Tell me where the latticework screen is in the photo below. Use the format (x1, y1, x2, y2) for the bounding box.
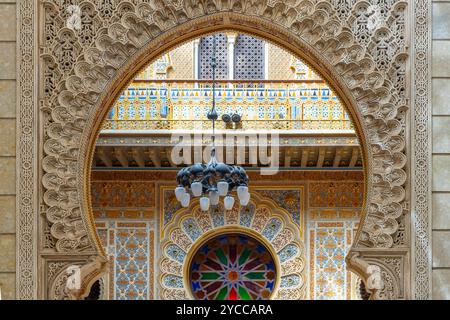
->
(235, 35, 265, 80)
(199, 33, 228, 79)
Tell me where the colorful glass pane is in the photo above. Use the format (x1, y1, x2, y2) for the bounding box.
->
(189, 233, 277, 300)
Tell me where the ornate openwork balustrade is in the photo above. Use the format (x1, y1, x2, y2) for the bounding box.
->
(103, 80, 353, 131)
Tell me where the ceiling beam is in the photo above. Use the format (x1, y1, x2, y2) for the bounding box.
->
(317, 147, 326, 168)
(97, 147, 113, 167)
(166, 147, 176, 167)
(132, 147, 146, 167)
(114, 147, 129, 167)
(349, 147, 359, 167)
(149, 148, 161, 167)
(333, 149, 343, 167)
(284, 148, 292, 168)
(301, 149, 309, 168)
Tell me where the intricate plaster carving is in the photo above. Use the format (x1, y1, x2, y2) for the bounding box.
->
(411, 0, 432, 300)
(13, 0, 431, 299)
(17, 0, 38, 300)
(66, 256, 109, 300)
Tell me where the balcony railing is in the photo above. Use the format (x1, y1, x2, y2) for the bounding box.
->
(103, 80, 353, 131)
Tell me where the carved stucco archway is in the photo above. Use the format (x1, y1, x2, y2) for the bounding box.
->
(24, 0, 422, 300)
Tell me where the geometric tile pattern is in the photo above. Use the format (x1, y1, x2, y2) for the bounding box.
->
(96, 222, 154, 300)
(308, 221, 359, 300)
(115, 228, 150, 300)
(106, 81, 349, 132)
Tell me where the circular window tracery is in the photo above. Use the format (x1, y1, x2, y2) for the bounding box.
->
(189, 233, 277, 300)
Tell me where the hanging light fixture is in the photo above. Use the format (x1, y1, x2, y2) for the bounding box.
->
(174, 34, 250, 211)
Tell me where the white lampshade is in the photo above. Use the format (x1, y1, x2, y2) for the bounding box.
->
(200, 197, 210, 211)
(175, 186, 186, 202)
(181, 193, 190, 208)
(224, 196, 235, 210)
(217, 181, 229, 196)
(237, 186, 249, 200)
(191, 182, 203, 197)
(209, 190, 220, 206)
(239, 192, 250, 206)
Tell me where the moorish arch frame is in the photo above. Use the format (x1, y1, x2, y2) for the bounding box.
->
(16, 0, 432, 300)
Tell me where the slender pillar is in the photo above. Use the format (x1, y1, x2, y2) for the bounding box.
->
(226, 33, 238, 80)
(193, 39, 200, 80)
(264, 41, 269, 80)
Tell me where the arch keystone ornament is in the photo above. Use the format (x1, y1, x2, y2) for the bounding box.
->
(15, 0, 432, 299)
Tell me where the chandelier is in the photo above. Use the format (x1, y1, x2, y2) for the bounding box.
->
(174, 34, 250, 211)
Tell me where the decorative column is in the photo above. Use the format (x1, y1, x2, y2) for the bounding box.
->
(193, 38, 200, 80)
(226, 32, 238, 80)
(264, 41, 269, 80)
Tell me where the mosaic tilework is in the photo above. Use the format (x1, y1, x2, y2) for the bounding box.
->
(309, 221, 358, 300)
(96, 222, 154, 300)
(103, 79, 352, 132)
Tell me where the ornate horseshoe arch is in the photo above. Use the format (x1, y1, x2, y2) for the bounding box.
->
(16, 0, 429, 299)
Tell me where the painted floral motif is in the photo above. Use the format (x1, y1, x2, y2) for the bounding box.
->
(280, 275, 302, 288)
(91, 181, 155, 208)
(272, 229, 294, 252)
(309, 182, 364, 208)
(239, 203, 255, 227)
(163, 275, 184, 288)
(163, 190, 183, 226)
(170, 228, 192, 251)
(256, 190, 301, 226)
(262, 218, 283, 241)
(278, 244, 299, 263)
(181, 218, 202, 242)
(210, 205, 225, 227)
(194, 208, 213, 232)
(166, 244, 186, 264)
(251, 207, 271, 232)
